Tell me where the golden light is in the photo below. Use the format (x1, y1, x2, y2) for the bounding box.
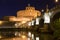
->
(21, 21, 27, 24)
(13, 38, 15, 40)
(55, 0, 58, 2)
(21, 35, 26, 38)
(0, 21, 3, 25)
(0, 35, 2, 38)
(17, 5, 41, 20)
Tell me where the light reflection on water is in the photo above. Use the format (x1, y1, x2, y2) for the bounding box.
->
(0, 31, 40, 40)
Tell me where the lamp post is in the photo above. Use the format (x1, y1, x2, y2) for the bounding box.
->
(55, 0, 58, 3)
(55, 0, 59, 7)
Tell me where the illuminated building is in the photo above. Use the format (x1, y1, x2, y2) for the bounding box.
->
(0, 4, 60, 40)
(9, 4, 41, 22)
(8, 4, 41, 28)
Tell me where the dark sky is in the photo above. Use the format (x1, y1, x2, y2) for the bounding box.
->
(0, 0, 59, 19)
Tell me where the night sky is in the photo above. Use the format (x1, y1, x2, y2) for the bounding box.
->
(0, 0, 60, 19)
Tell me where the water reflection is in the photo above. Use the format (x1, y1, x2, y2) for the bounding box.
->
(0, 30, 40, 40)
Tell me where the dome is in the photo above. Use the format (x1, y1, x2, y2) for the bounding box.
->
(17, 5, 41, 19)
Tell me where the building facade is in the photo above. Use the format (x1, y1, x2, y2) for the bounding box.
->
(0, 5, 60, 40)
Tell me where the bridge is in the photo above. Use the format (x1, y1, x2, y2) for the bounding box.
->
(0, 5, 60, 40)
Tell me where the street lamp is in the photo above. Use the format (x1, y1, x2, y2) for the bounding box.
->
(41, 9, 44, 12)
(55, 0, 58, 2)
(55, 0, 59, 7)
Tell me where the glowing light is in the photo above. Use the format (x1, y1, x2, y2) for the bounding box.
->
(32, 34, 34, 40)
(22, 21, 27, 24)
(41, 9, 44, 12)
(0, 21, 3, 25)
(31, 20, 35, 26)
(15, 32, 21, 37)
(36, 18, 40, 25)
(15, 32, 17, 36)
(55, 0, 58, 2)
(28, 32, 31, 37)
(15, 23, 20, 28)
(44, 13, 50, 23)
(21, 35, 26, 38)
(28, 38, 30, 40)
(28, 22, 31, 26)
(36, 37, 39, 40)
